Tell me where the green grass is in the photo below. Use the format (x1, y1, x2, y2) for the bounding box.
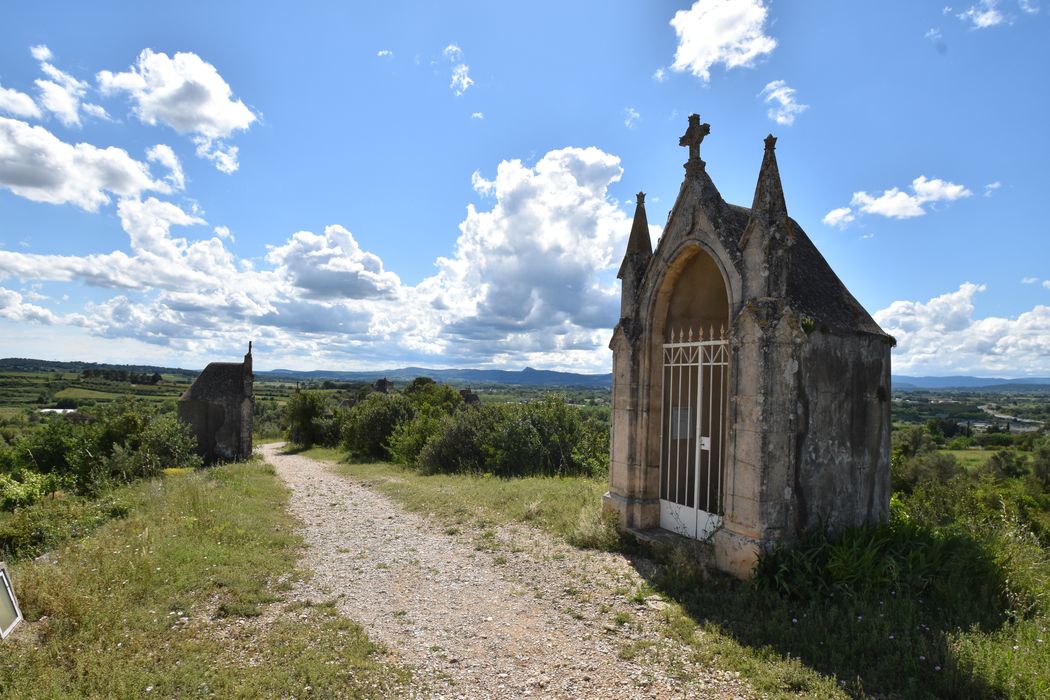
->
(940, 449, 995, 471)
(299, 446, 620, 549)
(52, 387, 125, 400)
(0, 460, 408, 698)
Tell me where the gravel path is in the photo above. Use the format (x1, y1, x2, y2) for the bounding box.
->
(261, 443, 754, 699)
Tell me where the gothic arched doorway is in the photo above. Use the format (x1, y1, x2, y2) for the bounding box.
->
(652, 247, 730, 539)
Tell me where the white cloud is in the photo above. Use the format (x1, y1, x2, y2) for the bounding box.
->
(1021, 276, 1038, 284)
(471, 111, 484, 120)
(376, 49, 393, 57)
(822, 207, 856, 229)
(450, 64, 473, 96)
(669, 0, 777, 82)
(759, 80, 808, 125)
(958, 0, 1005, 27)
(875, 283, 1050, 374)
(825, 175, 972, 227)
(0, 116, 170, 210)
(653, 68, 668, 83)
(98, 49, 256, 172)
(82, 103, 110, 120)
(925, 27, 943, 40)
(32, 46, 90, 127)
(0, 82, 41, 119)
(1044, 280, 1050, 290)
(442, 44, 474, 96)
(30, 45, 52, 62)
(0, 287, 60, 324)
(984, 180, 1002, 196)
(0, 140, 652, 371)
(266, 225, 402, 301)
(146, 144, 185, 191)
(408, 146, 638, 368)
(623, 107, 640, 129)
(1019, 0, 1039, 14)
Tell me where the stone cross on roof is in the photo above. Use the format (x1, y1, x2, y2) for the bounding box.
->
(679, 113, 711, 163)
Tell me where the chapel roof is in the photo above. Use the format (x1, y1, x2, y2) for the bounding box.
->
(180, 361, 248, 402)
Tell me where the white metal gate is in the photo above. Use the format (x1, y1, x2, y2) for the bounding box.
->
(659, 326, 729, 539)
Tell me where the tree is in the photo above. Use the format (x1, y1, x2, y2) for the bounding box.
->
(341, 392, 413, 458)
(285, 390, 329, 447)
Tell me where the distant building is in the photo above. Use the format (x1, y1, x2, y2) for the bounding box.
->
(459, 388, 480, 405)
(178, 343, 254, 463)
(607, 115, 893, 578)
(372, 378, 394, 393)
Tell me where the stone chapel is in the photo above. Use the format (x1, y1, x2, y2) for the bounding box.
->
(178, 343, 254, 463)
(606, 114, 894, 578)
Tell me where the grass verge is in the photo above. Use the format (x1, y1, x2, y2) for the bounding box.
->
(300, 446, 620, 550)
(0, 459, 408, 698)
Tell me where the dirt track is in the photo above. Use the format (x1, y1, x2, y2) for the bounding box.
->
(260, 443, 752, 699)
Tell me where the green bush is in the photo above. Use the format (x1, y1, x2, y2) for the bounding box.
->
(892, 450, 965, 494)
(413, 395, 608, 478)
(284, 390, 331, 447)
(341, 392, 414, 459)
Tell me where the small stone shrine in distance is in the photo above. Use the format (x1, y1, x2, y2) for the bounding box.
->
(606, 114, 894, 578)
(178, 342, 254, 463)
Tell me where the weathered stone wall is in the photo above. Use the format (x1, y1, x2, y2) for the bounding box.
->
(789, 330, 891, 534)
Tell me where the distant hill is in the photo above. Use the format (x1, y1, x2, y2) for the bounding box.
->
(893, 375, 1050, 390)
(0, 357, 196, 377)
(0, 357, 611, 388)
(258, 366, 613, 388)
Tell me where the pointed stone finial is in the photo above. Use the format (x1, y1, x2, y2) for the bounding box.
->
(720, 322, 725, 338)
(687, 327, 693, 342)
(749, 132, 788, 221)
(248, 340, 252, 355)
(618, 187, 653, 283)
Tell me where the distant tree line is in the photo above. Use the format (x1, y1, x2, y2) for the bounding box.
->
(81, 369, 163, 384)
(284, 376, 610, 479)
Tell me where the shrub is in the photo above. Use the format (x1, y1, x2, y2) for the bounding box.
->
(892, 451, 964, 494)
(342, 393, 414, 459)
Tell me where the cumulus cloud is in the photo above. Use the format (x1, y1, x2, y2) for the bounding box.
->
(4, 141, 648, 371)
(266, 225, 402, 301)
(471, 111, 484, 120)
(0, 82, 41, 119)
(623, 107, 640, 129)
(1019, 0, 1039, 14)
(822, 207, 856, 229)
(875, 283, 1050, 374)
(408, 146, 638, 368)
(823, 175, 971, 227)
(984, 180, 1002, 196)
(0, 287, 60, 324)
(669, 0, 777, 82)
(653, 68, 668, 83)
(376, 49, 393, 57)
(1021, 276, 1039, 284)
(0, 116, 170, 210)
(98, 49, 256, 172)
(759, 80, 808, 125)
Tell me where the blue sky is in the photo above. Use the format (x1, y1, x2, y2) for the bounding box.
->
(1, 0, 1048, 374)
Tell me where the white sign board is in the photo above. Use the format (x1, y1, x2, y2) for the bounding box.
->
(0, 563, 22, 640)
